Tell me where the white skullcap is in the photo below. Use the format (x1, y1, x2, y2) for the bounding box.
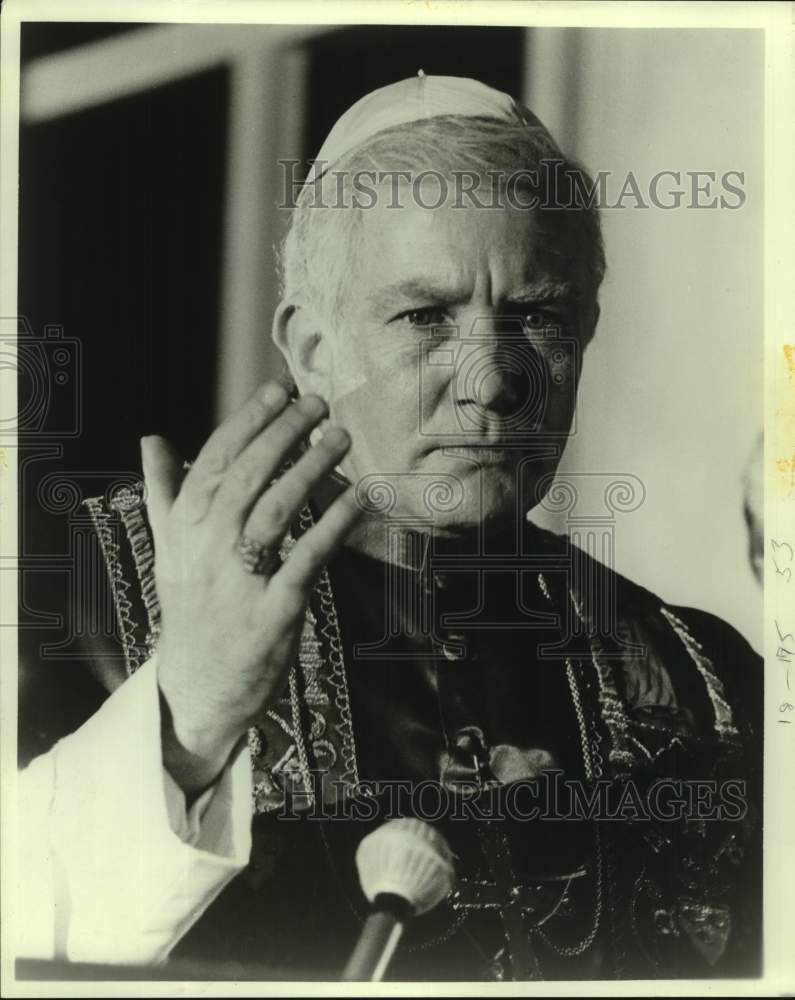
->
(305, 72, 552, 184)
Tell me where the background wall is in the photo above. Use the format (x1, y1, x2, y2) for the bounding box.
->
(17, 23, 762, 763)
(524, 28, 763, 649)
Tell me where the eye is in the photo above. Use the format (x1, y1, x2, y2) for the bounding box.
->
(395, 307, 448, 328)
(524, 310, 549, 330)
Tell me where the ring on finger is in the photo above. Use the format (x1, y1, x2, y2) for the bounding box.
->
(238, 534, 282, 576)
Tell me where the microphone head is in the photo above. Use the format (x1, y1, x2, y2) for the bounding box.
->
(355, 818, 456, 917)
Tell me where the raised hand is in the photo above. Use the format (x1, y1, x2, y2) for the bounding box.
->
(141, 381, 361, 795)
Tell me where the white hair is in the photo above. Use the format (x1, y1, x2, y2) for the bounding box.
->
(278, 113, 606, 324)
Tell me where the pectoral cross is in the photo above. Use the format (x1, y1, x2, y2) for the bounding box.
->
(449, 822, 586, 980)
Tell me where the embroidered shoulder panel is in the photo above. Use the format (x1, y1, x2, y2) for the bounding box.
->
(82, 484, 359, 815)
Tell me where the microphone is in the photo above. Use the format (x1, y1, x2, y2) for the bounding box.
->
(341, 818, 456, 982)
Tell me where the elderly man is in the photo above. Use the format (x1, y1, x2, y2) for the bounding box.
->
(18, 76, 761, 982)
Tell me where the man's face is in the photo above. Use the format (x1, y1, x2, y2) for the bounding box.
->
(321, 181, 597, 534)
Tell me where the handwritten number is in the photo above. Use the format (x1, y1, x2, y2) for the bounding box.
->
(768, 555, 794, 728)
(771, 539, 794, 582)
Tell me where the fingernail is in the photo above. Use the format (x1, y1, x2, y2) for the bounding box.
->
(299, 394, 328, 418)
(323, 426, 350, 449)
(261, 382, 287, 406)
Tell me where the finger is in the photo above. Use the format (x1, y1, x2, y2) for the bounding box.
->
(210, 393, 329, 531)
(141, 435, 182, 540)
(267, 487, 363, 611)
(243, 426, 351, 548)
(180, 381, 289, 513)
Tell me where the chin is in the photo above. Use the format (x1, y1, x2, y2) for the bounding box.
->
(413, 486, 521, 535)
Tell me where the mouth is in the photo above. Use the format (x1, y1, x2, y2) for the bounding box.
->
(429, 444, 519, 465)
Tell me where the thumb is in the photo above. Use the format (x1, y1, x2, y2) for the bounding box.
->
(141, 435, 182, 540)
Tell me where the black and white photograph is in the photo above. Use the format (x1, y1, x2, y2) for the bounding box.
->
(1, 0, 792, 992)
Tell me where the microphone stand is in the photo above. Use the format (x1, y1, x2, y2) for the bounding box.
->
(341, 893, 413, 981)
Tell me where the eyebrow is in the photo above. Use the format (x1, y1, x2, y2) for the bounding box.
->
(366, 280, 464, 310)
(504, 280, 576, 303)
(367, 278, 576, 310)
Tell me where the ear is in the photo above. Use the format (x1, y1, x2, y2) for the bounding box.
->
(580, 300, 600, 347)
(272, 298, 333, 398)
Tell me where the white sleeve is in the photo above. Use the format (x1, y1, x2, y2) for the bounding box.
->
(16, 656, 254, 967)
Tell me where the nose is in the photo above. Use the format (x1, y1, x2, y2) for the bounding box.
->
(474, 358, 527, 416)
(455, 326, 532, 420)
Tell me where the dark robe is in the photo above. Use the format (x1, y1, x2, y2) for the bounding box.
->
(25, 491, 763, 981)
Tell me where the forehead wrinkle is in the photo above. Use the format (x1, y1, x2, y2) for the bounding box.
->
(355, 203, 586, 315)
